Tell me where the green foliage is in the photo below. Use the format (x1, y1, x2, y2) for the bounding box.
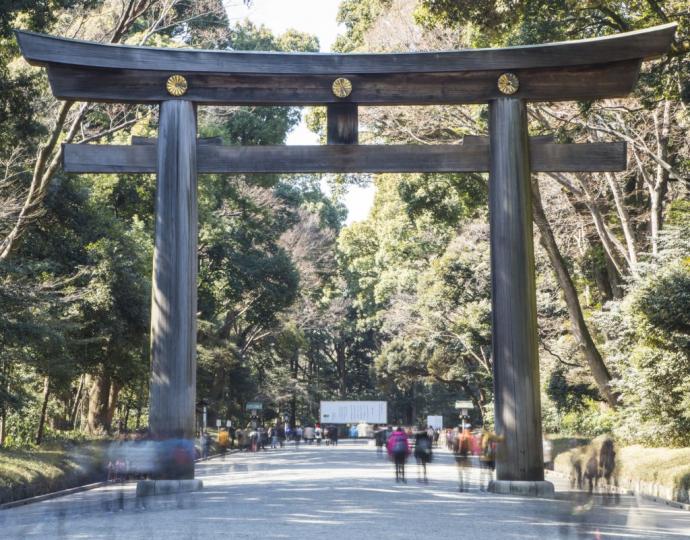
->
(559, 398, 616, 437)
(595, 227, 690, 445)
(547, 366, 600, 413)
(333, 0, 392, 52)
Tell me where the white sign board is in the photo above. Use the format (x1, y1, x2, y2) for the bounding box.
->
(455, 400, 474, 410)
(427, 415, 443, 429)
(320, 401, 387, 424)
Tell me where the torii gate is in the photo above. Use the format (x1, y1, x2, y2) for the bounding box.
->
(17, 23, 675, 496)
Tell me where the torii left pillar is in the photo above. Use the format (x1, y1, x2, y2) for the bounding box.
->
(147, 100, 199, 484)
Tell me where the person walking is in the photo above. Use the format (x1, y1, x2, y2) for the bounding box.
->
(414, 429, 433, 483)
(303, 425, 314, 445)
(479, 429, 504, 491)
(314, 424, 323, 445)
(455, 427, 472, 492)
(201, 431, 211, 459)
(386, 426, 410, 483)
(374, 426, 386, 456)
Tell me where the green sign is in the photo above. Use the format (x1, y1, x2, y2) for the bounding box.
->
(246, 402, 263, 411)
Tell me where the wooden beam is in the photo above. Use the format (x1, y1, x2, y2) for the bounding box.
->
(132, 135, 222, 145)
(17, 24, 675, 75)
(148, 100, 198, 479)
(327, 103, 358, 144)
(488, 97, 544, 483)
(63, 141, 626, 174)
(44, 60, 642, 105)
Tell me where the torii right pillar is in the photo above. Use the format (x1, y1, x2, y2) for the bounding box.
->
(488, 97, 554, 497)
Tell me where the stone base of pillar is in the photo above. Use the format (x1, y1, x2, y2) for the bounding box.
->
(136, 479, 203, 498)
(488, 479, 555, 498)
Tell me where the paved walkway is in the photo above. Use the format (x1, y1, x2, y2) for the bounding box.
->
(2, 440, 690, 539)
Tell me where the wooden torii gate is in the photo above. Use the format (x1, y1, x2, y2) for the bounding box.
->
(17, 23, 675, 495)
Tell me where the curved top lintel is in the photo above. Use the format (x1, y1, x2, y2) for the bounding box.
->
(15, 23, 676, 75)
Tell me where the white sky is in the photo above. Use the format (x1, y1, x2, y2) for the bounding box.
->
(224, 0, 375, 225)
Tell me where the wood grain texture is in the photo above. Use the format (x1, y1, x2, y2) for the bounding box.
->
(327, 103, 358, 144)
(16, 24, 675, 74)
(44, 60, 641, 105)
(132, 135, 222, 145)
(148, 100, 197, 480)
(488, 98, 545, 482)
(63, 141, 626, 174)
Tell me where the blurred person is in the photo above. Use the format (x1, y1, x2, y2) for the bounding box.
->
(258, 426, 269, 451)
(456, 427, 472, 492)
(236, 428, 245, 451)
(479, 429, 504, 491)
(229, 424, 236, 449)
(295, 425, 303, 448)
(433, 428, 440, 447)
(374, 426, 387, 456)
(329, 425, 339, 446)
(414, 428, 433, 483)
(315, 423, 323, 445)
(201, 431, 211, 459)
(304, 425, 315, 444)
(278, 424, 286, 448)
(569, 452, 583, 490)
(584, 449, 600, 494)
(269, 426, 278, 449)
(387, 426, 411, 483)
(599, 438, 619, 503)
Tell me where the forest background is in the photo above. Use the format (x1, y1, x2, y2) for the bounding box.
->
(0, 0, 688, 452)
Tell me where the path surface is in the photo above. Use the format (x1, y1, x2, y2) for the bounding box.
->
(2, 440, 689, 539)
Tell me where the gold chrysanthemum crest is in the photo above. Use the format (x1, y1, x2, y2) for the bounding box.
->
(166, 74, 188, 97)
(497, 73, 519, 95)
(331, 77, 353, 98)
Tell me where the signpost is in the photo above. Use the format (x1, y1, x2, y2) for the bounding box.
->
(455, 400, 474, 430)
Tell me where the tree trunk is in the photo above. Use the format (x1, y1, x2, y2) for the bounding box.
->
(335, 342, 347, 398)
(650, 100, 671, 255)
(87, 373, 111, 434)
(0, 359, 8, 446)
(106, 380, 120, 433)
(69, 374, 85, 429)
(603, 172, 638, 271)
(36, 375, 51, 445)
(532, 178, 619, 407)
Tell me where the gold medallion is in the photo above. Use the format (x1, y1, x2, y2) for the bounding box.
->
(331, 77, 353, 98)
(166, 74, 188, 96)
(497, 73, 519, 95)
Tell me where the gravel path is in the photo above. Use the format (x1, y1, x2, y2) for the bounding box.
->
(2, 440, 689, 539)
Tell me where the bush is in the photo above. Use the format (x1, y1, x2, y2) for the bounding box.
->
(559, 398, 615, 437)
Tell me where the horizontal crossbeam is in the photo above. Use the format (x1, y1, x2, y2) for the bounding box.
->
(45, 62, 641, 105)
(63, 141, 626, 174)
(15, 25, 676, 104)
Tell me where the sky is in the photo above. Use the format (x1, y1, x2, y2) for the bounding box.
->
(224, 0, 376, 224)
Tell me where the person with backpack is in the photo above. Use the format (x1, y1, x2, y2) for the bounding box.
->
(479, 429, 504, 491)
(455, 427, 472, 491)
(414, 428, 433, 483)
(386, 426, 410, 483)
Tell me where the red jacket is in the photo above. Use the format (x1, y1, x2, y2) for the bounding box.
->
(386, 430, 410, 457)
